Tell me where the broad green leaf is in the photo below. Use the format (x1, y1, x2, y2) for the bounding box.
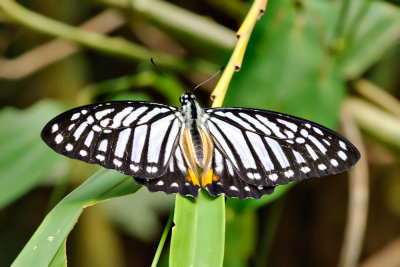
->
(12, 169, 140, 267)
(225, 0, 345, 128)
(0, 100, 65, 208)
(336, 0, 400, 78)
(49, 241, 67, 267)
(170, 190, 225, 267)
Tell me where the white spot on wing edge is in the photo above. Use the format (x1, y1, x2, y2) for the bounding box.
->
(113, 159, 122, 167)
(96, 154, 105, 161)
(71, 113, 80, 120)
(51, 124, 58, 133)
(268, 173, 278, 181)
(55, 134, 63, 144)
(331, 159, 338, 166)
(65, 143, 73, 151)
(318, 164, 327, 170)
(338, 151, 347, 160)
(284, 170, 294, 178)
(339, 140, 347, 150)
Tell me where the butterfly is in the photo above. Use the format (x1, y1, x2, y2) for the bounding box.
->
(41, 93, 360, 199)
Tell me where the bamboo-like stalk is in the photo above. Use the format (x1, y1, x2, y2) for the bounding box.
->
(211, 0, 267, 108)
(338, 107, 369, 267)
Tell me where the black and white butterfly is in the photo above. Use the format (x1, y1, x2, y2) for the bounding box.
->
(41, 93, 360, 199)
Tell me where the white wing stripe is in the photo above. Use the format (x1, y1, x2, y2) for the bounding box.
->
(99, 139, 108, 152)
(95, 108, 114, 120)
(277, 119, 298, 132)
(122, 106, 148, 126)
(256, 115, 286, 138)
(147, 115, 174, 163)
(109, 107, 134, 128)
(214, 150, 224, 172)
(175, 148, 186, 172)
(265, 137, 290, 168)
(239, 112, 272, 135)
(84, 130, 94, 147)
(246, 131, 274, 171)
(308, 135, 327, 154)
(223, 112, 255, 131)
(138, 108, 162, 124)
(115, 128, 131, 158)
(164, 119, 180, 165)
(73, 122, 88, 140)
(293, 150, 305, 164)
(207, 121, 238, 168)
(131, 125, 147, 163)
(306, 144, 318, 160)
(211, 118, 256, 169)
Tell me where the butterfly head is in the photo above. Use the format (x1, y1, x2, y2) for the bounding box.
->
(179, 93, 196, 104)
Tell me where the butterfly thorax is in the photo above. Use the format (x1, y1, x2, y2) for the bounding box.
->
(180, 93, 206, 168)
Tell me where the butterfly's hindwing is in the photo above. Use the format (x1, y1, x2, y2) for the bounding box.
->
(41, 101, 181, 179)
(134, 144, 201, 197)
(204, 108, 360, 187)
(204, 145, 274, 199)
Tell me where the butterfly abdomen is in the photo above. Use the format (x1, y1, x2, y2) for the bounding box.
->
(190, 127, 204, 165)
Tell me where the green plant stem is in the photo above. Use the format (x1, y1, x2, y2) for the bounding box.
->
(151, 211, 174, 267)
(344, 97, 400, 152)
(255, 199, 284, 267)
(0, 0, 215, 74)
(97, 0, 236, 50)
(331, 0, 351, 54)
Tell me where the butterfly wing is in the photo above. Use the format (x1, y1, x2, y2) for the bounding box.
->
(41, 101, 181, 179)
(203, 145, 274, 199)
(204, 107, 360, 187)
(134, 144, 201, 197)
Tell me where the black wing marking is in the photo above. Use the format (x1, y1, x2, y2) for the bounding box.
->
(41, 101, 181, 179)
(204, 107, 360, 187)
(204, 145, 274, 200)
(134, 144, 201, 197)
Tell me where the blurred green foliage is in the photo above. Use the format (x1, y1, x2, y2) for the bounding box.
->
(0, 0, 400, 266)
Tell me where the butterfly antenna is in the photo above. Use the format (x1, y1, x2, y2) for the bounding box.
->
(151, 58, 190, 93)
(151, 58, 169, 76)
(192, 66, 225, 92)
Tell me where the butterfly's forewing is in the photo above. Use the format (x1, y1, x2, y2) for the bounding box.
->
(204, 108, 360, 187)
(41, 101, 181, 179)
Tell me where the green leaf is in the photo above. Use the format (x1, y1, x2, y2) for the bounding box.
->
(170, 190, 225, 267)
(225, 0, 345, 128)
(336, 0, 400, 78)
(12, 169, 140, 267)
(0, 100, 66, 208)
(49, 241, 67, 267)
